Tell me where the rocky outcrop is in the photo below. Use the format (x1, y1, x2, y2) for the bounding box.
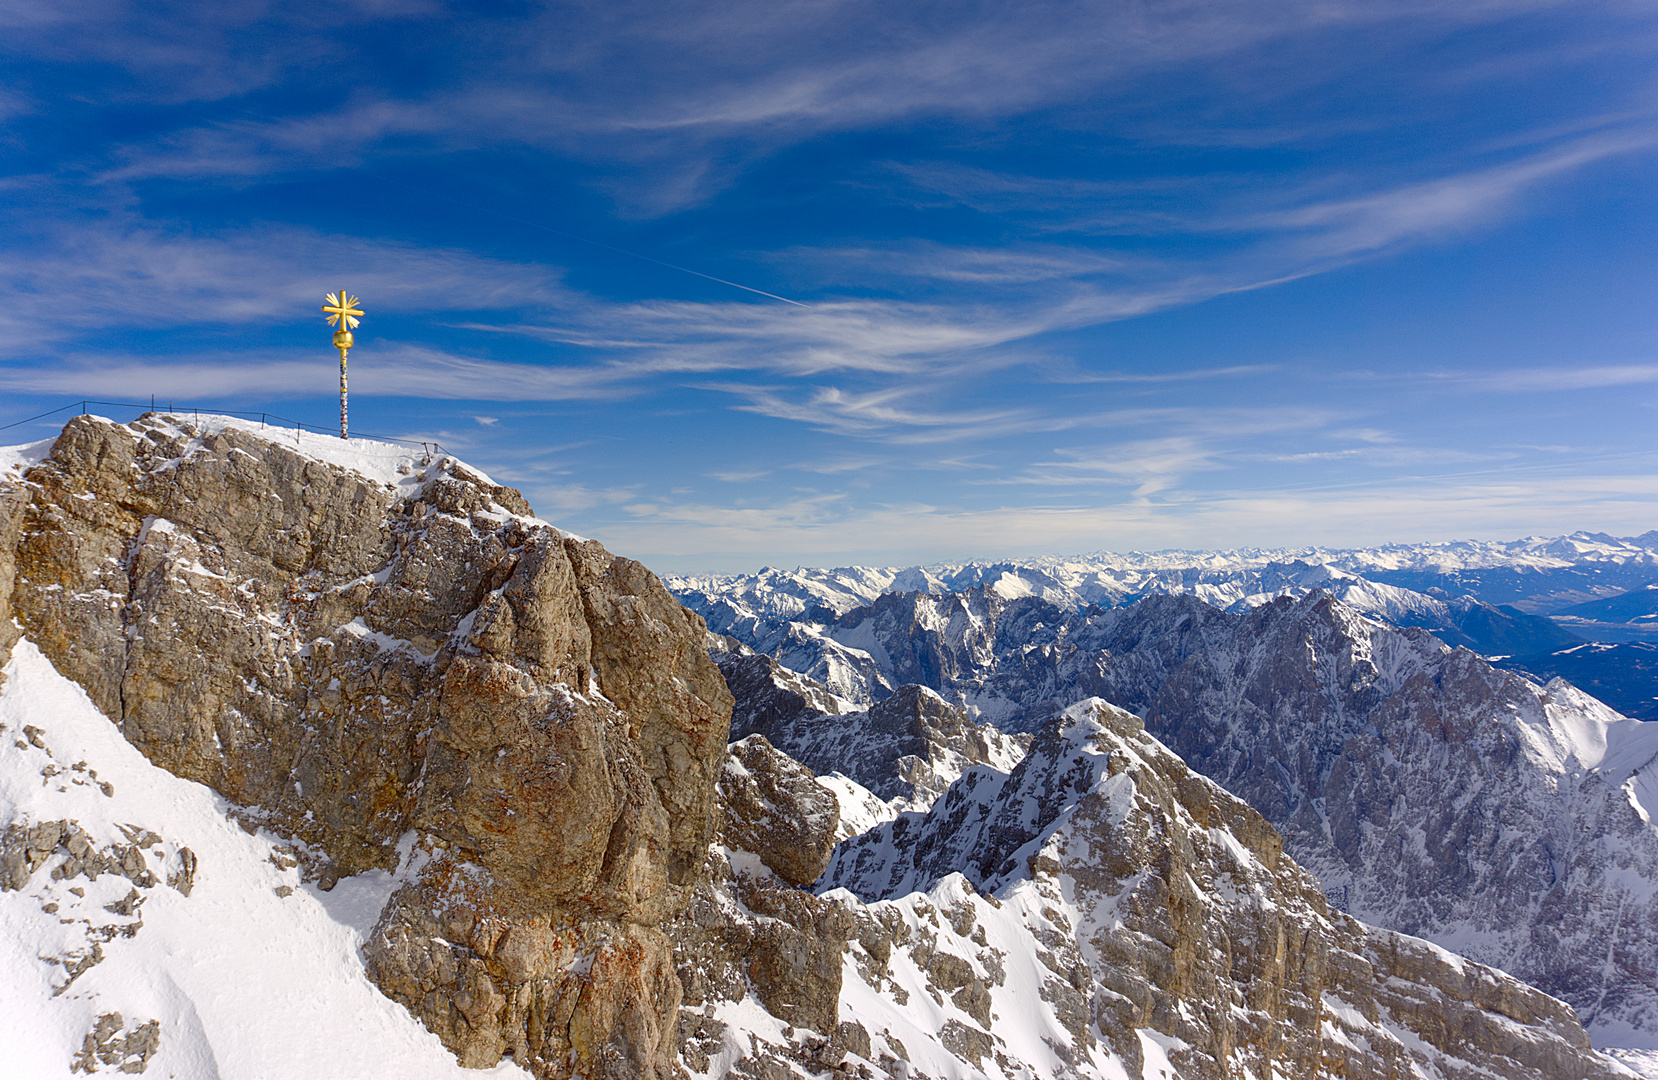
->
(671, 735, 860, 1076)
(0, 414, 733, 1080)
(716, 650, 848, 738)
(719, 652, 1028, 812)
(824, 699, 1628, 1080)
(721, 735, 840, 887)
(0, 476, 26, 685)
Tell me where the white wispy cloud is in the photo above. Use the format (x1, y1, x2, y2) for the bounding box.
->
(50, 0, 1615, 209)
(0, 355, 334, 401)
(0, 218, 572, 352)
(2, 120, 1644, 448)
(966, 408, 1346, 494)
(0, 345, 645, 403)
(483, 296, 1052, 379)
(775, 242, 1130, 285)
(1013, 438, 1226, 497)
(790, 457, 886, 475)
(708, 383, 1047, 443)
(525, 482, 641, 514)
(1468, 362, 1658, 391)
(1238, 128, 1658, 262)
(2, 26, 1652, 458)
(590, 469, 1658, 572)
(1045, 364, 1276, 385)
(893, 126, 1658, 264)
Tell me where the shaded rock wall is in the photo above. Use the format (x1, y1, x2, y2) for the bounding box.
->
(720, 651, 1026, 811)
(1117, 593, 1658, 1036)
(0, 414, 732, 1080)
(717, 648, 847, 736)
(670, 735, 859, 1077)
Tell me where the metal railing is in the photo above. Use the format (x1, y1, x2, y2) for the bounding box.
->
(0, 399, 450, 456)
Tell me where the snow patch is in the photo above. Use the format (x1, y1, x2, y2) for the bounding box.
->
(0, 638, 531, 1080)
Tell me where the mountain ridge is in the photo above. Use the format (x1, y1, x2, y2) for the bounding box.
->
(686, 566, 1658, 1045)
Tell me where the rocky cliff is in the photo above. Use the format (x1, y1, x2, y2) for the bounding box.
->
(719, 649, 1026, 813)
(678, 699, 1631, 1080)
(821, 698, 1629, 1080)
(0, 413, 732, 1079)
(696, 572, 1658, 1043)
(995, 592, 1658, 1040)
(1121, 593, 1658, 1041)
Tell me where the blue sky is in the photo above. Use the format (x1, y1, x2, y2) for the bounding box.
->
(3, 0, 1657, 573)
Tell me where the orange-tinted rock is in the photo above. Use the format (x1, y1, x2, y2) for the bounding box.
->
(0, 414, 732, 1080)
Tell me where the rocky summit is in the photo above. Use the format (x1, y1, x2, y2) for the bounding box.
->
(1, 413, 730, 1079)
(0, 413, 1642, 1080)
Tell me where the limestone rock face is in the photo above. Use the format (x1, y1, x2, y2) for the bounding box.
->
(823, 699, 1625, 1080)
(721, 735, 840, 887)
(0, 479, 27, 680)
(720, 655, 1027, 812)
(0, 414, 732, 1080)
(670, 735, 856, 1074)
(717, 649, 847, 737)
(1089, 593, 1658, 1038)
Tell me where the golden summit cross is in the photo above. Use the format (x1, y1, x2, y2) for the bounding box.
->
(322, 291, 363, 439)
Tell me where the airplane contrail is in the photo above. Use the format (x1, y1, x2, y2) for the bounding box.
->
(371, 173, 810, 307)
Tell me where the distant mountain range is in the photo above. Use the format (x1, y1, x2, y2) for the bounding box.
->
(693, 576, 1658, 1044)
(669, 530, 1658, 627)
(668, 530, 1658, 717)
(672, 531, 1658, 1044)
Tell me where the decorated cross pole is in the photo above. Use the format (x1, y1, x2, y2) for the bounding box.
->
(321, 290, 364, 439)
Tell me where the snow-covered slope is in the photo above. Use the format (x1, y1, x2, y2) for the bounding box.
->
(0, 639, 531, 1080)
(1109, 593, 1658, 1046)
(816, 698, 1632, 1080)
(704, 577, 1658, 1048)
(666, 533, 1658, 661)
